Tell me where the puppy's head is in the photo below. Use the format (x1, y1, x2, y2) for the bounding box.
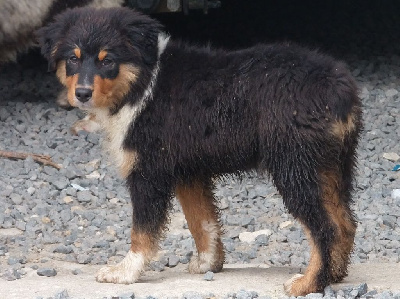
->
(37, 7, 162, 110)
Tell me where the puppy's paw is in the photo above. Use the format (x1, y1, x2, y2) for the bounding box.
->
(284, 273, 304, 295)
(284, 273, 320, 296)
(96, 251, 145, 284)
(188, 252, 223, 274)
(71, 113, 101, 135)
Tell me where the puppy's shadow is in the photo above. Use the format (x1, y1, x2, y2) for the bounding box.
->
(138, 265, 302, 284)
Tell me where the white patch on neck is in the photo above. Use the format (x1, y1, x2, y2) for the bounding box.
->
(158, 32, 170, 57)
(94, 32, 170, 175)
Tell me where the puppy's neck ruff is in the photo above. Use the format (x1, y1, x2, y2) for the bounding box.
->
(94, 32, 170, 175)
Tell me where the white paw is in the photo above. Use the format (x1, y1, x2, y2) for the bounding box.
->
(96, 251, 145, 284)
(71, 114, 101, 135)
(188, 252, 222, 274)
(284, 273, 304, 295)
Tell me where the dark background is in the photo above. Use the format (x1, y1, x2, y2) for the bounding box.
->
(13, 0, 400, 67)
(155, 0, 400, 58)
(5, 0, 400, 104)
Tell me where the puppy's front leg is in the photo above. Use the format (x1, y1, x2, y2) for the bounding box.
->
(96, 170, 171, 284)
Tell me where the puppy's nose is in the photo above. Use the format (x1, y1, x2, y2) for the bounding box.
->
(75, 88, 92, 103)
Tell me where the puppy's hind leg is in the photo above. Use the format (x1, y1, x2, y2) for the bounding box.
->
(176, 179, 224, 274)
(96, 171, 171, 284)
(268, 149, 337, 296)
(319, 169, 356, 283)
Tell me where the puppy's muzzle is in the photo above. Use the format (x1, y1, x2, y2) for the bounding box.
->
(75, 87, 92, 103)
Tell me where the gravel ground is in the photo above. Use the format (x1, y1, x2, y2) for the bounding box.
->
(1, 2, 400, 298)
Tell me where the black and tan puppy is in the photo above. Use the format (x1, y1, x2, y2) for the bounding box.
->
(37, 7, 362, 296)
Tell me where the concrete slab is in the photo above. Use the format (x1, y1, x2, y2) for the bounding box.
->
(0, 261, 399, 298)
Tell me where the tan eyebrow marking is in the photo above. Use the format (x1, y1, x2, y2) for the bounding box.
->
(74, 48, 81, 59)
(98, 50, 108, 61)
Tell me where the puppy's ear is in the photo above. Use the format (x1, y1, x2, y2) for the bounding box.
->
(36, 22, 63, 71)
(123, 10, 164, 66)
(36, 9, 79, 71)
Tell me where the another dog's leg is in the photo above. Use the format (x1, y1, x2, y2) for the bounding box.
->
(176, 180, 224, 273)
(96, 171, 171, 284)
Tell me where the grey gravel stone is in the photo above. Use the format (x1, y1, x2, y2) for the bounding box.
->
(53, 245, 74, 254)
(7, 257, 21, 265)
(76, 190, 94, 203)
(254, 234, 269, 246)
(305, 293, 323, 299)
(37, 268, 57, 277)
(54, 289, 70, 299)
(235, 289, 258, 299)
(167, 255, 180, 267)
(72, 268, 83, 275)
(52, 178, 70, 190)
(10, 193, 23, 205)
(203, 271, 214, 281)
(117, 292, 135, 299)
(182, 291, 203, 299)
(149, 261, 164, 272)
(2, 268, 21, 280)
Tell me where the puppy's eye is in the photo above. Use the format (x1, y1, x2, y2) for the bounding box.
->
(101, 58, 113, 67)
(68, 56, 79, 64)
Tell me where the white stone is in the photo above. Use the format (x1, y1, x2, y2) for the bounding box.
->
(279, 220, 293, 229)
(86, 170, 101, 179)
(383, 152, 400, 162)
(27, 187, 36, 195)
(239, 229, 272, 243)
(391, 189, 400, 200)
(109, 198, 120, 204)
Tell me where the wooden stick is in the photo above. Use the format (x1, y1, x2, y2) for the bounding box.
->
(0, 150, 62, 170)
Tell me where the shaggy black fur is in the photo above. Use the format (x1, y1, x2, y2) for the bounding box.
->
(38, 7, 362, 295)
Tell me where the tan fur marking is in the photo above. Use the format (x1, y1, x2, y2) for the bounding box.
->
(331, 113, 356, 140)
(120, 150, 138, 178)
(74, 47, 81, 59)
(175, 182, 224, 273)
(176, 182, 218, 252)
(65, 74, 79, 107)
(285, 225, 321, 296)
(320, 171, 356, 282)
(56, 60, 67, 85)
(130, 230, 156, 258)
(98, 49, 108, 61)
(92, 64, 139, 108)
(51, 42, 60, 60)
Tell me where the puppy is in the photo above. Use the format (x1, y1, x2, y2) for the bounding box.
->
(37, 7, 362, 296)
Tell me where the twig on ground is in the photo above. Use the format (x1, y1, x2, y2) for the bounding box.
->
(0, 150, 62, 170)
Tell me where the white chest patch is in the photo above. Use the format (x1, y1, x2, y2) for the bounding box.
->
(95, 105, 141, 177)
(93, 32, 170, 177)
